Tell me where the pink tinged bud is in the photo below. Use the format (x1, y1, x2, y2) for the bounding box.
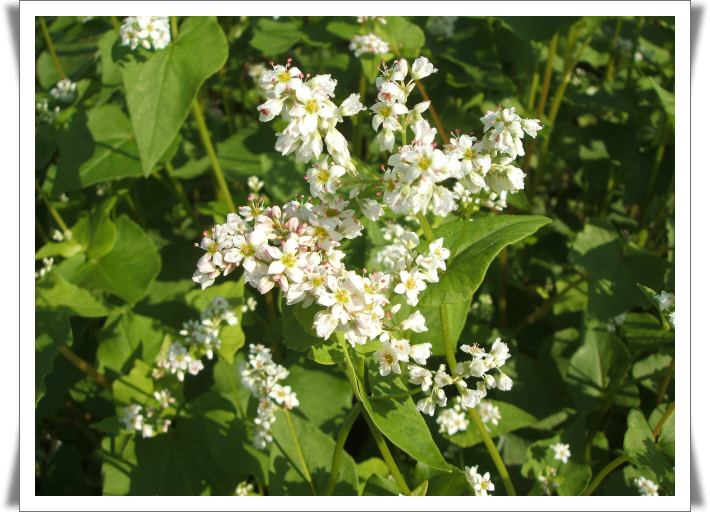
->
(297, 223, 308, 235)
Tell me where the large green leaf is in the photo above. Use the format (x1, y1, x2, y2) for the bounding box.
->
(378, 17, 425, 58)
(71, 197, 117, 260)
(97, 30, 122, 105)
(269, 410, 358, 495)
(56, 215, 161, 306)
(362, 474, 401, 496)
(54, 105, 144, 194)
(96, 309, 165, 374)
(570, 220, 670, 321)
(621, 312, 674, 352)
(122, 16, 228, 176)
(623, 409, 675, 494)
(281, 300, 324, 352)
(35, 309, 72, 406)
(101, 413, 248, 495)
(447, 400, 537, 448)
(249, 18, 304, 55)
(417, 215, 551, 307)
(361, 360, 450, 472)
(35, 271, 110, 317)
(281, 364, 352, 437)
(411, 462, 473, 496)
(567, 330, 637, 414)
(658, 409, 675, 458)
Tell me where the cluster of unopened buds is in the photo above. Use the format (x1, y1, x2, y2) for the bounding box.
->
(154, 296, 238, 381)
(412, 338, 513, 417)
(119, 16, 171, 50)
(36, 98, 60, 124)
(239, 344, 299, 449)
(118, 403, 172, 439)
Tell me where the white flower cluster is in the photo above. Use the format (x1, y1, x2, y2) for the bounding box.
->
(239, 344, 299, 449)
(654, 290, 675, 328)
(355, 16, 387, 25)
(155, 296, 238, 381)
(36, 98, 60, 124)
(634, 476, 659, 496)
(436, 396, 469, 436)
(453, 183, 508, 212)
(235, 481, 254, 496)
(413, 338, 513, 417)
(427, 16, 459, 39)
(52, 229, 72, 242)
(35, 257, 54, 280)
(256, 60, 365, 171)
(349, 33, 390, 57)
(465, 465, 495, 496)
(191, 195, 449, 349)
(118, 403, 171, 438)
(49, 78, 77, 103)
(119, 16, 171, 51)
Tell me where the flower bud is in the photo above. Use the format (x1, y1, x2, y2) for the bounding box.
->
(411, 56, 438, 80)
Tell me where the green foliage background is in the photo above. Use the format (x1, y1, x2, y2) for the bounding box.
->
(35, 15, 675, 496)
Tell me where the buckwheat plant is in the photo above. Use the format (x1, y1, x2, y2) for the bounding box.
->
(190, 55, 543, 496)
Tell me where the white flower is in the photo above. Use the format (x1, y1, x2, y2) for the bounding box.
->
(375, 340, 403, 376)
(408, 365, 433, 392)
(485, 164, 526, 194)
(409, 343, 432, 365)
(400, 311, 428, 333)
(359, 198, 384, 221)
(306, 157, 345, 198)
(436, 407, 469, 436)
(410, 56, 438, 80)
(289, 87, 334, 135)
(496, 372, 513, 391)
(120, 16, 171, 51)
(478, 401, 501, 426)
(394, 270, 427, 306)
(668, 311, 675, 327)
(654, 290, 675, 310)
(550, 443, 571, 464)
(247, 175, 264, 192)
(474, 472, 495, 496)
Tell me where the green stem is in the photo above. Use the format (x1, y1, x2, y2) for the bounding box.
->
(625, 17, 645, 88)
(110, 16, 121, 33)
(35, 215, 50, 244)
(639, 115, 671, 226)
(362, 409, 411, 495)
(416, 211, 435, 243)
(59, 347, 112, 391)
(218, 357, 247, 422)
(39, 17, 66, 80)
(353, 72, 367, 159)
(284, 409, 317, 496)
(170, 16, 179, 42)
(652, 402, 675, 438)
(325, 402, 363, 496)
(415, 80, 448, 145)
(191, 98, 236, 213)
(497, 247, 508, 329)
(440, 305, 458, 373)
(523, 32, 558, 184)
(655, 358, 674, 405)
(36, 181, 70, 233)
(469, 408, 516, 496)
(581, 453, 629, 496)
(531, 27, 593, 197)
(605, 17, 624, 83)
